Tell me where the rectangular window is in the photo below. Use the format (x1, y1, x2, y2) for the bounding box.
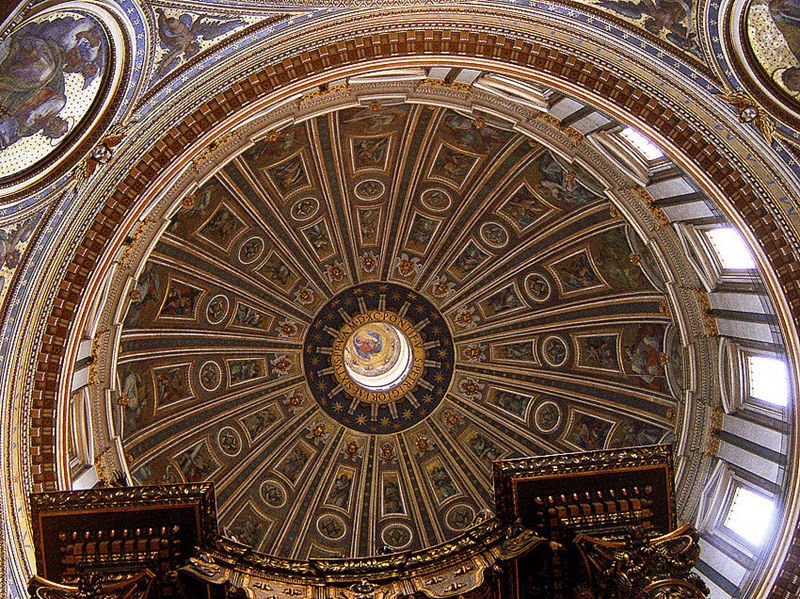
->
(748, 355, 790, 406)
(620, 127, 664, 161)
(705, 227, 756, 270)
(723, 486, 774, 547)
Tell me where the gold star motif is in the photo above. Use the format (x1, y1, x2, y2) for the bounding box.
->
(356, 414, 367, 424)
(403, 409, 413, 419)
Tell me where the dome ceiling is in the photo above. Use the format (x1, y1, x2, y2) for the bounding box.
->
(117, 102, 682, 559)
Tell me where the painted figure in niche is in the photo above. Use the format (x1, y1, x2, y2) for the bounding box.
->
(536, 153, 600, 208)
(261, 255, 293, 287)
(406, 215, 437, 251)
(352, 136, 390, 167)
(304, 222, 332, 253)
(155, 366, 190, 404)
(500, 185, 550, 229)
(160, 281, 201, 318)
(484, 287, 523, 316)
(267, 154, 308, 193)
(227, 513, 265, 547)
(327, 472, 353, 509)
(433, 145, 477, 184)
(497, 342, 534, 361)
(567, 413, 613, 450)
(383, 479, 403, 514)
(492, 390, 530, 418)
(342, 106, 406, 132)
(623, 323, 667, 391)
(451, 242, 488, 279)
(235, 304, 265, 328)
(154, 10, 245, 80)
(120, 370, 146, 432)
(359, 209, 380, 244)
(610, 419, 663, 447)
(276, 444, 311, 483)
(579, 335, 620, 370)
(443, 111, 513, 154)
(229, 359, 264, 384)
(552, 252, 602, 292)
(465, 431, 503, 464)
(594, 228, 650, 290)
(596, 0, 698, 54)
(0, 15, 106, 150)
(200, 206, 242, 248)
(126, 265, 162, 326)
(427, 463, 457, 501)
(176, 442, 216, 481)
(242, 408, 278, 439)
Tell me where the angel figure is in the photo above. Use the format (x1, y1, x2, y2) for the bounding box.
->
(597, 0, 697, 52)
(154, 9, 245, 79)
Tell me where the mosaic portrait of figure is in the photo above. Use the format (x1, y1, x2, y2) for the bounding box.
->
(594, 0, 698, 54)
(0, 15, 105, 149)
(747, 0, 800, 101)
(154, 9, 245, 80)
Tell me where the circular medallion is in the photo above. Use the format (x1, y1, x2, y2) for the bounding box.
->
(260, 479, 288, 508)
(534, 401, 561, 433)
(541, 335, 569, 368)
(420, 187, 452, 212)
(290, 197, 320, 221)
(445, 504, 475, 531)
(199, 361, 222, 392)
(304, 282, 454, 434)
(479, 222, 509, 249)
(238, 236, 265, 264)
(354, 179, 385, 201)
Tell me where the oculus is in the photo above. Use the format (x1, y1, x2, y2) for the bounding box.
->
(304, 282, 454, 434)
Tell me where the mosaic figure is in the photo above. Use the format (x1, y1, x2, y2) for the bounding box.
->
(159, 280, 202, 318)
(352, 135, 390, 168)
(491, 389, 531, 419)
(499, 185, 551, 229)
(154, 9, 245, 80)
(266, 154, 309, 193)
(199, 205, 243, 249)
(567, 413, 613, 450)
(425, 460, 457, 502)
(432, 144, 477, 186)
(0, 15, 106, 150)
(551, 251, 602, 292)
(382, 478, 404, 514)
(242, 407, 279, 440)
(154, 366, 191, 405)
(229, 358, 265, 384)
(596, 0, 698, 53)
(623, 323, 667, 391)
(275, 443, 311, 483)
(578, 335, 620, 371)
(120, 370, 146, 432)
(227, 511, 265, 547)
(175, 442, 216, 481)
(326, 471, 354, 509)
(406, 214, 437, 252)
(594, 228, 650, 290)
(535, 153, 600, 208)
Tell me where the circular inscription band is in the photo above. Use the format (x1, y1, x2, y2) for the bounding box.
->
(304, 282, 455, 434)
(331, 311, 425, 403)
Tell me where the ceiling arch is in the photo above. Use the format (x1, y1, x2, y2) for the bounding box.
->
(1, 6, 798, 597)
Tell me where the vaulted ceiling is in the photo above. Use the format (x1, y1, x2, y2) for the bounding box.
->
(117, 103, 681, 557)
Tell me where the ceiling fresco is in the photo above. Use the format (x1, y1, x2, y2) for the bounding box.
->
(117, 103, 681, 559)
(747, 0, 800, 101)
(0, 10, 110, 181)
